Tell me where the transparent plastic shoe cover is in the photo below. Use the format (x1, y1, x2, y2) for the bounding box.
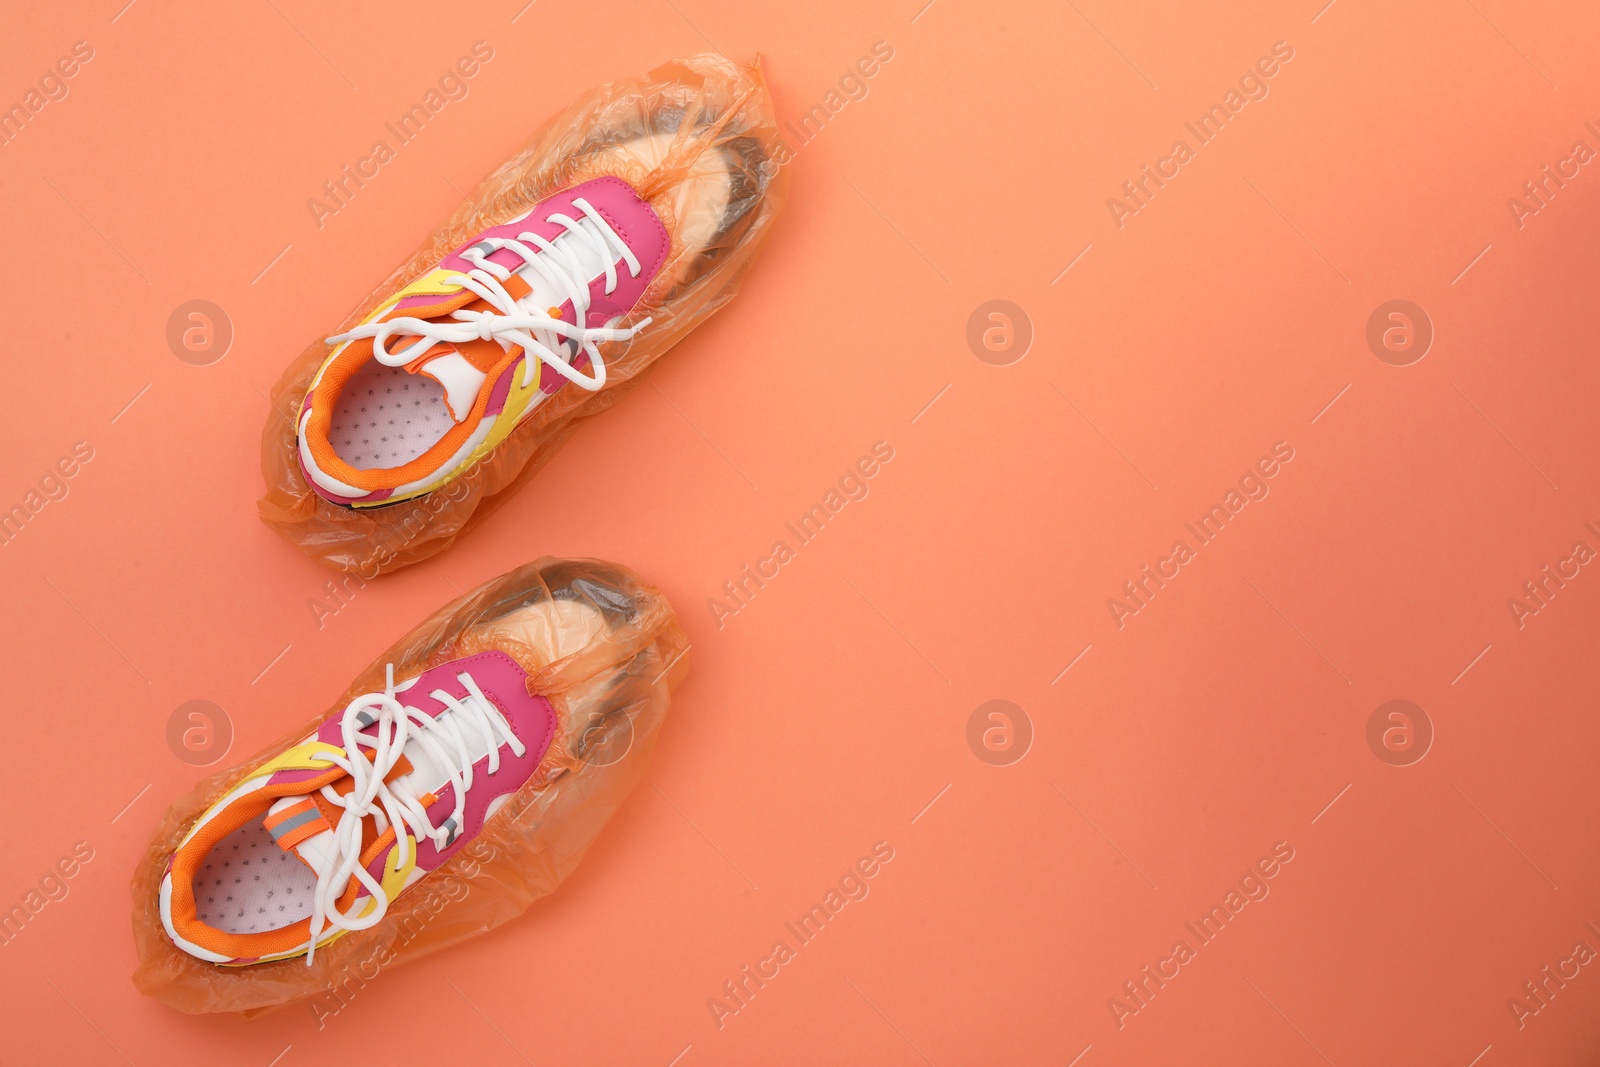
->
(258, 54, 786, 574)
(131, 558, 687, 1015)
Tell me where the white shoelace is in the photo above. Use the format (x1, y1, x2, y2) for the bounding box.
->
(303, 665, 527, 965)
(326, 197, 653, 394)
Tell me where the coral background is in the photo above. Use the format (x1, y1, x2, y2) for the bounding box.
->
(1, 0, 1597, 1063)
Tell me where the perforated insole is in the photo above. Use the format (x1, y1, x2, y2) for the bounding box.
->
(330, 359, 453, 471)
(193, 814, 316, 935)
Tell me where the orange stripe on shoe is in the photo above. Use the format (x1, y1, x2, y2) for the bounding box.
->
(273, 813, 330, 852)
(265, 798, 330, 852)
(262, 796, 317, 831)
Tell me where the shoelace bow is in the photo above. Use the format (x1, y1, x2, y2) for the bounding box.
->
(304, 664, 526, 965)
(326, 196, 653, 394)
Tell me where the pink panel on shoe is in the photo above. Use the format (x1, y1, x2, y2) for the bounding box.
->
(394, 176, 669, 320)
(483, 358, 523, 416)
(255, 652, 553, 892)
(357, 651, 556, 886)
(538, 290, 635, 394)
(266, 652, 553, 809)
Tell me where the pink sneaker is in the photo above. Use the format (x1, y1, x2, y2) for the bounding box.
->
(259, 55, 786, 574)
(159, 652, 554, 966)
(134, 558, 686, 997)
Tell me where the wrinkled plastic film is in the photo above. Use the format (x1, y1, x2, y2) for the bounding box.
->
(257, 54, 786, 575)
(131, 558, 688, 1015)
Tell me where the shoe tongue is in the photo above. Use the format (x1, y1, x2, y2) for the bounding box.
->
(412, 346, 490, 423)
(401, 270, 548, 425)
